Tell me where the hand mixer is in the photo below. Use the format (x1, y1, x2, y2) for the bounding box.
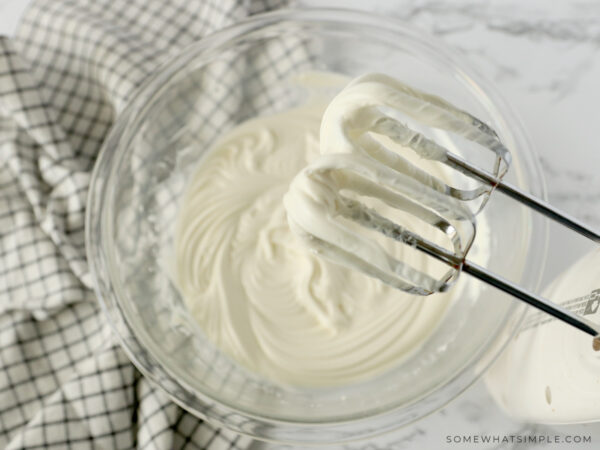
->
(284, 73, 600, 348)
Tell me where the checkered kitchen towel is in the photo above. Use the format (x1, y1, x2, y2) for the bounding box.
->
(0, 0, 298, 448)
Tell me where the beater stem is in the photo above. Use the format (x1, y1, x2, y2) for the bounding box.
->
(462, 259, 600, 342)
(445, 153, 600, 242)
(404, 232, 600, 343)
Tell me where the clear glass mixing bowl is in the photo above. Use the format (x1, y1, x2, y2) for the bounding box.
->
(86, 9, 549, 444)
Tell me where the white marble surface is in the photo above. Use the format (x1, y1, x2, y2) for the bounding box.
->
(2, 0, 599, 448)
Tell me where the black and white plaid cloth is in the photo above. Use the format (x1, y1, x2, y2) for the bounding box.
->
(0, 0, 296, 448)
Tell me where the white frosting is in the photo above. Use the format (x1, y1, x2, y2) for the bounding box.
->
(284, 152, 467, 295)
(284, 73, 478, 296)
(173, 73, 487, 386)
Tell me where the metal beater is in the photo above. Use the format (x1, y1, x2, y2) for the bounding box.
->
(285, 73, 600, 346)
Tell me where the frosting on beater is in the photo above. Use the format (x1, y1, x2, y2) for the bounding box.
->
(283, 73, 479, 296)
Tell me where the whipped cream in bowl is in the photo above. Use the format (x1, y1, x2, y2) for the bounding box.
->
(173, 74, 469, 387)
(86, 9, 548, 444)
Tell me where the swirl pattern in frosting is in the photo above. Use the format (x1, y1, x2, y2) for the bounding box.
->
(173, 81, 478, 386)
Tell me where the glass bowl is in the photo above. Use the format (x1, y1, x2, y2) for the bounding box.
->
(86, 8, 548, 444)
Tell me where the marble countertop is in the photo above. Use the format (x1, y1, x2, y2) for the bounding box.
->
(2, 0, 598, 448)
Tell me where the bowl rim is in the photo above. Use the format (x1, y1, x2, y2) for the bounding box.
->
(85, 7, 549, 444)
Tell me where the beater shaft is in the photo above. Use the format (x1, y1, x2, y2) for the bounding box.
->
(462, 260, 600, 339)
(373, 211, 600, 341)
(446, 152, 600, 242)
